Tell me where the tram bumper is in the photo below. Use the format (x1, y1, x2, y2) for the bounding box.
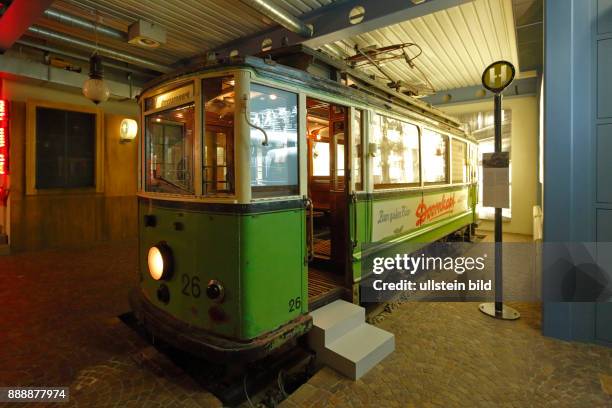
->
(129, 288, 312, 363)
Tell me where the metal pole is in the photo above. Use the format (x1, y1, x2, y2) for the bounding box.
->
(494, 93, 503, 315)
(478, 60, 519, 320)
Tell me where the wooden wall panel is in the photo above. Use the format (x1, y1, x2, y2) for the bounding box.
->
(8, 102, 138, 252)
(104, 114, 138, 197)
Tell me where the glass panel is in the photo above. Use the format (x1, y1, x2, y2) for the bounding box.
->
(145, 103, 195, 194)
(451, 139, 467, 183)
(203, 76, 235, 195)
(352, 109, 363, 190)
(336, 143, 345, 177)
(422, 129, 448, 184)
(35, 107, 96, 189)
(372, 114, 420, 188)
(330, 107, 346, 191)
(249, 84, 299, 198)
(312, 141, 330, 176)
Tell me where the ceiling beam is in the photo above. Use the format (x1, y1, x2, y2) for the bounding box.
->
(302, 0, 475, 49)
(0, 0, 55, 53)
(422, 76, 539, 106)
(207, 0, 474, 61)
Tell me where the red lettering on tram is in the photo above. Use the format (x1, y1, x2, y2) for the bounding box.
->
(415, 194, 456, 227)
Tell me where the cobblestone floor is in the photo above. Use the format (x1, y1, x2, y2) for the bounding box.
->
(282, 303, 612, 408)
(282, 232, 612, 407)
(1, 239, 611, 408)
(0, 243, 223, 408)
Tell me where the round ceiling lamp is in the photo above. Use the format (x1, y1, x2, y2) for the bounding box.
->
(83, 54, 110, 104)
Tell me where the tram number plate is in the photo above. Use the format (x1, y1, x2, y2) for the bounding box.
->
(181, 274, 201, 298)
(288, 297, 302, 312)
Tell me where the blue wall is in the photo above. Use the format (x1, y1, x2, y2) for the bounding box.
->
(544, 0, 612, 345)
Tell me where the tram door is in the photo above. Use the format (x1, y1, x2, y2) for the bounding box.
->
(306, 98, 350, 306)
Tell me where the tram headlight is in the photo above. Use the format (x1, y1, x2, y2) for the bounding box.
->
(148, 242, 173, 281)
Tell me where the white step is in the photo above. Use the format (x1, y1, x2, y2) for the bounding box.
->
(321, 323, 395, 380)
(308, 300, 395, 380)
(308, 300, 364, 347)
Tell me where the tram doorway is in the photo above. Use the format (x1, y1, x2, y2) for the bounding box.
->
(306, 97, 351, 309)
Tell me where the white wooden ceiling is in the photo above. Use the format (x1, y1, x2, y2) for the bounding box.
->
(320, 0, 520, 93)
(38, 0, 337, 66)
(32, 0, 519, 93)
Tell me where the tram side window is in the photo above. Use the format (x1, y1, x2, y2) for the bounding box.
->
(352, 109, 364, 190)
(451, 139, 467, 183)
(145, 103, 195, 194)
(203, 76, 235, 195)
(249, 84, 299, 198)
(422, 129, 449, 184)
(372, 114, 420, 188)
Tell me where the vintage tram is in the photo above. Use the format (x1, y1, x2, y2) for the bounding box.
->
(130, 46, 479, 362)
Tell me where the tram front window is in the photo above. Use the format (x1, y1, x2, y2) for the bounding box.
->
(203, 76, 235, 195)
(249, 84, 298, 198)
(145, 103, 195, 194)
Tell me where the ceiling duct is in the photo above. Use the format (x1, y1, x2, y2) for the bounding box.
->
(240, 0, 313, 38)
(15, 39, 155, 77)
(0, 53, 141, 99)
(43, 9, 167, 50)
(43, 8, 126, 41)
(27, 26, 172, 73)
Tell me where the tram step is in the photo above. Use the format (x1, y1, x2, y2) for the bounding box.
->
(308, 300, 395, 380)
(308, 300, 365, 347)
(321, 323, 395, 380)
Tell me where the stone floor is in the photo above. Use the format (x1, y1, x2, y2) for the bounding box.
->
(1, 238, 611, 407)
(0, 243, 223, 407)
(282, 232, 612, 407)
(281, 301, 612, 408)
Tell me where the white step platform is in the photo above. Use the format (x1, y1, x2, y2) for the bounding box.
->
(308, 300, 395, 380)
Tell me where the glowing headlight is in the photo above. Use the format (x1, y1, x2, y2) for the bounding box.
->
(147, 242, 173, 281)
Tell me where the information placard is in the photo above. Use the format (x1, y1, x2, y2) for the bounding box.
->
(482, 152, 510, 209)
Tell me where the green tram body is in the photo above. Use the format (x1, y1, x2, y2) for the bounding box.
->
(131, 54, 479, 362)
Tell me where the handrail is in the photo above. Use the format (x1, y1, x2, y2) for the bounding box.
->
(304, 197, 314, 261)
(242, 94, 269, 146)
(350, 192, 358, 249)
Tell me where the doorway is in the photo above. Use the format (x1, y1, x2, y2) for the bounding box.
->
(306, 97, 350, 309)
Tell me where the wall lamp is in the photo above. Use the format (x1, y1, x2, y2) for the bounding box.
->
(120, 118, 138, 143)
